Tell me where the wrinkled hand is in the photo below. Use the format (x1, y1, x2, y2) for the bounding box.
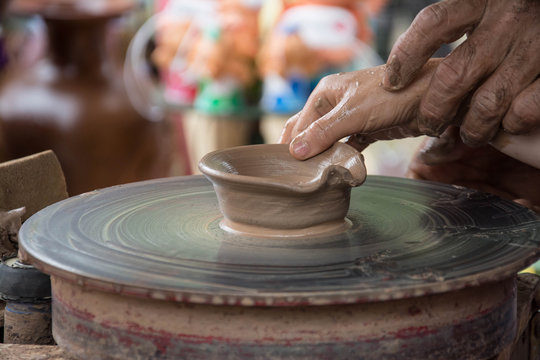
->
(383, 0, 540, 146)
(279, 59, 441, 159)
(408, 126, 540, 212)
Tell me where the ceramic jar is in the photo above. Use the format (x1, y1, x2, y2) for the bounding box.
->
(0, 0, 171, 194)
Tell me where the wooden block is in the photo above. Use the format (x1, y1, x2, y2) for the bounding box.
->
(0, 150, 68, 222)
(260, 114, 288, 144)
(183, 110, 254, 174)
(0, 208, 24, 258)
(0, 344, 73, 360)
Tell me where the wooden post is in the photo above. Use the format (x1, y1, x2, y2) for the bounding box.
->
(183, 110, 255, 174)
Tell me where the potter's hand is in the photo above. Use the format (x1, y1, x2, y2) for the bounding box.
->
(407, 126, 540, 212)
(279, 60, 440, 160)
(383, 0, 540, 145)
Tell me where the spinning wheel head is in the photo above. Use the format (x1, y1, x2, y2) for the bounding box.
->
(18, 175, 540, 306)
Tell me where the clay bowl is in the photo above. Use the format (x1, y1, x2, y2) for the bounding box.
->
(199, 142, 366, 237)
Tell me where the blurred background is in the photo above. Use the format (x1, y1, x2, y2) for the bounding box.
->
(0, 0, 459, 196)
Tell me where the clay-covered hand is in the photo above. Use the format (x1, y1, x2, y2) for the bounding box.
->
(279, 59, 440, 160)
(408, 126, 540, 212)
(382, 0, 540, 146)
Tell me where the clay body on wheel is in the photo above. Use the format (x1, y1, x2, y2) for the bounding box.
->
(199, 142, 367, 237)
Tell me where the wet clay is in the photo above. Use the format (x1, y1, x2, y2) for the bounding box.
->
(199, 142, 366, 237)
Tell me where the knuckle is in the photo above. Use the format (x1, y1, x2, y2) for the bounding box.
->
(432, 58, 467, 95)
(391, 36, 412, 60)
(471, 87, 508, 120)
(411, 3, 450, 42)
(306, 121, 333, 147)
(418, 3, 450, 30)
(420, 103, 444, 124)
(312, 75, 342, 105)
(308, 120, 327, 139)
(317, 74, 336, 88)
(284, 114, 298, 128)
(419, 102, 448, 135)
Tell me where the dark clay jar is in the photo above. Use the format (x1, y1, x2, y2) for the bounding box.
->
(0, 0, 171, 195)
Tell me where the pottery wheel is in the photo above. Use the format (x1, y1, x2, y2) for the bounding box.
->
(19, 175, 540, 306)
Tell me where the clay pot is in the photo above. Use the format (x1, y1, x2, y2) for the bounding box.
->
(0, 1, 10, 18)
(199, 142, 366, 237)
(0, 0, 171, 195)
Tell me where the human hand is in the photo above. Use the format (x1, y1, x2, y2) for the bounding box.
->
(383, 0, 540, 145)
(407, 126, 540, 212)
(279, 59, 441, 160)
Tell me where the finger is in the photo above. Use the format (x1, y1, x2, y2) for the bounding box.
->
(278, 113, 301, 144)
(502, 77, 540, 135)
(289, 106, 423, 160)
(460, 42, 540, 145)
(288, 75, 342, 139)
(344, 134, 375, 153)
(418, 22, 516, 136)
(383, 0, 486, 90)
(289, 61, 443, 159)
(289, 103, 360, 159)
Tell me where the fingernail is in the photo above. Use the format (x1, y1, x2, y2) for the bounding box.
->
(461, 137, 478, 147)
(417, 114, 445, 137)
(291, 137, 309, 158)
(384, 55, 402, 89)
(460, 131, 481, 147)
(500, 109, 527, 135)
(382, 70, 400, 89)
(502, 127, 520, 135)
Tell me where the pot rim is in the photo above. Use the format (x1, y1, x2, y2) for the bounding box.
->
(198, 143, 364, 194)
